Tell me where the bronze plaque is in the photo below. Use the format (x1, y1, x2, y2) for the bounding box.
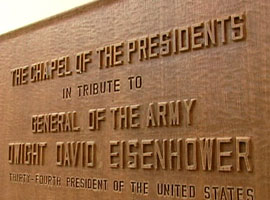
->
(0, 0, 269, 199)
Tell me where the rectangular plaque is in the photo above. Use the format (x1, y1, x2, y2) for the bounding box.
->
(0, 0, 269, 199)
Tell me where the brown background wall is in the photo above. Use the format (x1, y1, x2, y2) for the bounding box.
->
(0, 0, 269, 199)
